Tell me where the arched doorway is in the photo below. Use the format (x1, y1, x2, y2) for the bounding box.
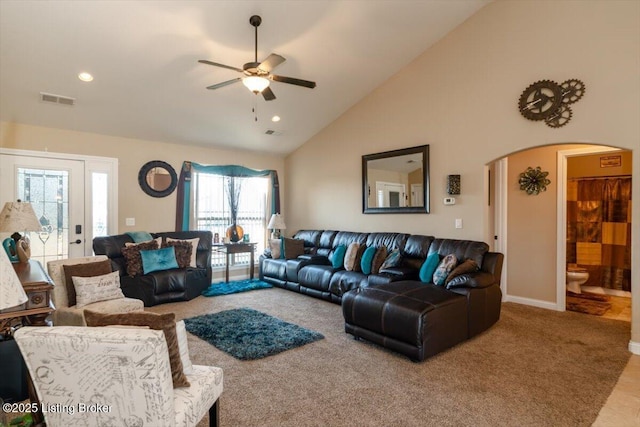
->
(488, 143, 632, 322)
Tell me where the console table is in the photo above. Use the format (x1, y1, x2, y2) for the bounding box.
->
(212, 242, 257, 283)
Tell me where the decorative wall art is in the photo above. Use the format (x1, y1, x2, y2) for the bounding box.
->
(518, 79, 585, 128)
(518, 166, 551, 195)
(447, 174, 461, 195)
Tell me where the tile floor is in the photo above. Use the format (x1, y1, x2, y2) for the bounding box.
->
(601, 295, 633, 322)
(594, 355, 640, 426)
(592, 295, 638, 426)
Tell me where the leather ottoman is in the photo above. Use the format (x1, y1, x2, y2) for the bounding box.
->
(342, 281, 468, 361)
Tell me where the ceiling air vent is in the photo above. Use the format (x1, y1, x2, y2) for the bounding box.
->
(40, 92, 76, 106)
(264, 130, 283, 136)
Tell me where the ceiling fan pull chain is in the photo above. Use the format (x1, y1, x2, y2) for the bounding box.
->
(253, 96, 258, 122)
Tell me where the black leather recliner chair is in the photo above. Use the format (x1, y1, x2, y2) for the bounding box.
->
(93, 231, 212, 306)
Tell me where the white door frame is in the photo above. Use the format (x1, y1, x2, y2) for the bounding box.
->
(492, 158, 508, 300)
(556, 145, 623, 311)
(0, 148, 118, 256)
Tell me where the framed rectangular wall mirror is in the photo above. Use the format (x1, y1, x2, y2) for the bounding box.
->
(362, 144, 430, 214)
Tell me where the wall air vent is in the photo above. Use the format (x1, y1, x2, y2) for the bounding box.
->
(264, 130, 283, 136)
(40, 92, 76, 106)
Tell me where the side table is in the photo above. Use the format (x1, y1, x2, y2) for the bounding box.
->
(212, 242, 257, 283)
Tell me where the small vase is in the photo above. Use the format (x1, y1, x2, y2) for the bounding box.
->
(226, 224, 244, 243)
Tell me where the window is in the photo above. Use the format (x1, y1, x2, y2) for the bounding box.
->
(193, 173, 269, 267)
(92, 172, 109, 238)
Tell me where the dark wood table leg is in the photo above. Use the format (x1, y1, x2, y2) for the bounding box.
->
(250, 247, 254, 280)
(225, 252, 230, 283)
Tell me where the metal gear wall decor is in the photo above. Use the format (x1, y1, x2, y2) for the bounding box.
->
(518, 80, 563, 121)
(518, 79, 585, 128)
(518, 166, 551, 195)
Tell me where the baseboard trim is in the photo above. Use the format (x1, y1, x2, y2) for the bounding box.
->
(504, 295, 560, 311)
(629, 340, 640, 355)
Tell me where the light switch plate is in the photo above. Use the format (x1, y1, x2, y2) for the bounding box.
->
(455, 218, 463, 229)
(444, 197, 456, 205)
(125, 217, 135, 226)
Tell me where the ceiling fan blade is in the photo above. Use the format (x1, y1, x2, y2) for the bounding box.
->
(206, 78, 241, 90)
(270, 74, 316, 89)
(262, 86, 276, 101)
(198, 60, 244, 73)
(258, 53, 286, 73)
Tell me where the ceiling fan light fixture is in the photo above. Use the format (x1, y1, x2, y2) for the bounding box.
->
(78, 72, 93, 82)
(243, 76, 270, 93)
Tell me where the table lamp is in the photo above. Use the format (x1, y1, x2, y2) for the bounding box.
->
(267, 213, 286, 239)
(0, 201, 42, 263)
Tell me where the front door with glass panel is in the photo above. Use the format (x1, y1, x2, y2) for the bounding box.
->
(0, 155, 85, 265)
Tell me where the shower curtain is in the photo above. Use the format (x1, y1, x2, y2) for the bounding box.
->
(567, 177, 632, 292)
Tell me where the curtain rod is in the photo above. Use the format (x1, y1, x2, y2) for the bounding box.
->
(568, 174, 632, 181)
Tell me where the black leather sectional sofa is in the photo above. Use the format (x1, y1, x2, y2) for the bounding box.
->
(93, 231, 212, 307)
(260, 229, 504, 361)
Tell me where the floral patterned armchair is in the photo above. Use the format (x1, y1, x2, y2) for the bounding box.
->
(14, 326, 223, 427)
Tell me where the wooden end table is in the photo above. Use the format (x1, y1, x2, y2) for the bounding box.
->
(212, 242, 257, 282)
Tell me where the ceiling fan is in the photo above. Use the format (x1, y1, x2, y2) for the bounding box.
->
(199, 15, 316, 101)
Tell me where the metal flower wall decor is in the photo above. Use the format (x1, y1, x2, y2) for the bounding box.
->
(518, 166, 551, 195)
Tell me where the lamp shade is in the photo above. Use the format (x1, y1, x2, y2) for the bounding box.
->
(0, 247, 27, 310)
(267, 213, 286, 230)
(0, 201, 42, 233)
(242, 76, 270, 93)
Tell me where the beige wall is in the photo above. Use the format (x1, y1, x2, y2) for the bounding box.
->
(506, 144, 586, 302)
(285, 1, 640, 342)
(0, 121, 285, 233)
(568, 150, 633, 178)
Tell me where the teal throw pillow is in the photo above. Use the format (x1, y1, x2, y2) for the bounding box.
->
(432, 254, 458, 286)
(360, 246, 377, 275)
(331, 245, 347, 269)
(419, 253, 440, 283)
(380, 249, 402, 270)
(140, 246, 179, 275)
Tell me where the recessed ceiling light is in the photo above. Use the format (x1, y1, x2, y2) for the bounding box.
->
(271, 115, 281, 122)
(78, 72, 93, 82)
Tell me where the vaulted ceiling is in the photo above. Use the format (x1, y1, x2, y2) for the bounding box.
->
(0, 1, 489, 155)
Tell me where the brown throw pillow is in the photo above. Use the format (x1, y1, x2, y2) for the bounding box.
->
(282, 238, 304, 260)
(122, 240, 159, 277)
(163, 240, 193, 269)
(83, 310, 190, 388)
(370, 246, 388, 274)
(62, 260, 113, 307)
(445, 259, 479, 284)
(344, 242, 363, 272)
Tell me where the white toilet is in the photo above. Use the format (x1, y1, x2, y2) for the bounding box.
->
(566, 266, 589, 294)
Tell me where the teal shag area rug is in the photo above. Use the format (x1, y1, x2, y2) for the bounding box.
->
(184, 308, 324, 360)
(201, 279, 272, 297)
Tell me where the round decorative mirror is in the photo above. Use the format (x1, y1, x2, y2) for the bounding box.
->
(138, 160, 178, 198)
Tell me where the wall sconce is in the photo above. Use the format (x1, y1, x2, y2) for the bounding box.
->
(447, 175, 461, 195)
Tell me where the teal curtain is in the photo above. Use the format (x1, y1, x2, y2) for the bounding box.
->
(175, 161, 280, 231)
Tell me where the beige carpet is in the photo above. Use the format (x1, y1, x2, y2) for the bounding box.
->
(149, 288, 631, 427)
